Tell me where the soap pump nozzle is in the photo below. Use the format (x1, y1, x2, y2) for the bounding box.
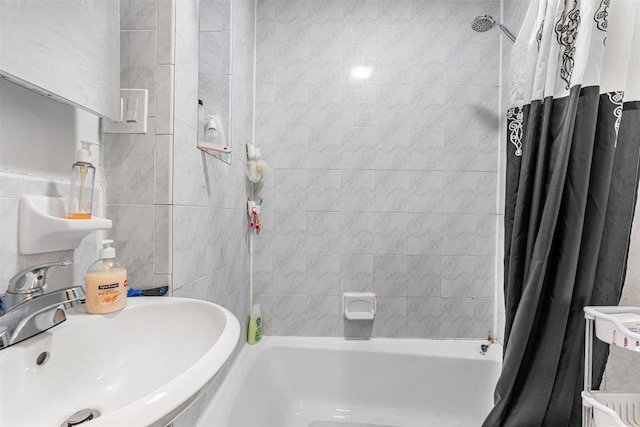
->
(76, 140, 99, 164)
(99, 239, 116, 259)
(206, 114, 217, 131)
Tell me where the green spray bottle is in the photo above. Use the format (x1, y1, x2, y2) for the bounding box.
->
(248, 304, 262, 345)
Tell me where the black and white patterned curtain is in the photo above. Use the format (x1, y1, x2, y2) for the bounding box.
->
(485, 0, 640, 425)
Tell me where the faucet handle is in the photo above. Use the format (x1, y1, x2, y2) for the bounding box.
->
(8, 260, 73, 295)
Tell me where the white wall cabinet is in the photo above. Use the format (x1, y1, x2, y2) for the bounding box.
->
(0, 0, 120, 119)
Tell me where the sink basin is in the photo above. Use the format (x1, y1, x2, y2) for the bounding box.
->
(0, 297, 240, 427)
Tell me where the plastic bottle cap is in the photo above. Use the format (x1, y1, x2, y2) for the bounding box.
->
(77, 140, 99, 163)
(99, 239, 116, 259)
(252, 304, 261, 317)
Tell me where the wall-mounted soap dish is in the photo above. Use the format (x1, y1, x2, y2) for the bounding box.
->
(19, 195, 112, 255)
(343, 292, 376, 320)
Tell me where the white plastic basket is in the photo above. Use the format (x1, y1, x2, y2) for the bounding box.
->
(584, 307, 640, 351)
(582, 391, 640, 427)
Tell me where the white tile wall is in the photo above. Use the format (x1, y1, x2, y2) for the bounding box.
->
(253, 0, 501, 338)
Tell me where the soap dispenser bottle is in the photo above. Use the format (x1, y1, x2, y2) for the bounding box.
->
(68, 140, 98, 219)
(85, 239, 128, 314)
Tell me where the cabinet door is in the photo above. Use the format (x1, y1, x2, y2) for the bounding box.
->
(0, 0, 120, 119)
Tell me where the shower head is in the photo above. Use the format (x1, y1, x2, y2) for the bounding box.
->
(471, 15, 496, 33)
(471, 15, 517, 43)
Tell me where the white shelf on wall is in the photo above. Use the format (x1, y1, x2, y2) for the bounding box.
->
(19, 195, 112, 255)
(582, 306, 640, 427)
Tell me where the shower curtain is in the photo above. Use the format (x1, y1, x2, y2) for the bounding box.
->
(484, 1, 640, 426)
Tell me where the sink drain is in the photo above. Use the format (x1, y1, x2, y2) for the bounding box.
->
(61, 409, 100, 426)
(36, 352, 49, 366)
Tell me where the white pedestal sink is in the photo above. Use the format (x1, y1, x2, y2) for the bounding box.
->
(0, 297, 240, 427)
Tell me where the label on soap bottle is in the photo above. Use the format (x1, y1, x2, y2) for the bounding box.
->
(86, 269, 128, 314)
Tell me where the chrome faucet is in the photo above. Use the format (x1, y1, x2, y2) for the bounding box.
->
(0, 261, 85, 350)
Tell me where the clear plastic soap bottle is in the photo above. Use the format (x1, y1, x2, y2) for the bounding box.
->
(85, 240, 128, 314)
(68, 140, 98, 219)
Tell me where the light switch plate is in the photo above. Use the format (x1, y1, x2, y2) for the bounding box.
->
(102, 89, 148, 134)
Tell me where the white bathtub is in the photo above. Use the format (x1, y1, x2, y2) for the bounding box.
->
(198, 337, 502, 427)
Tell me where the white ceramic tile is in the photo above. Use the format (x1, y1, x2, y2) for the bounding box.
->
(442, 213, 477, 255)
(273, 253, 306, 295)
(373, 255, 407, 296)
(374, 170, 409, 213)
(272, 127, 308, 168)
(341, 170, 375, 212)
(272, 211, 307, 253)
(339, 212, 374, 254)
(0, 173, 24, 198)
(411, 0, 446, 43)
(374, 212, 408, 255)
(473, 297, 494, 339)
(275, 83, 309, 126)
(275, 41, 310, 84)
(408, 128, 445, 171)
(157, 0, 176, 64)
(200, 31, 231, 75)
(476, 214, 497, 255)
(406, 297, 441, 338)
(440, 297, 473, 338)
(121, 0, 157, 30)
(253, 253, 273, 295)
(307, 127, 343, 169)
(377, 40, 411, 85)
(306, 296, 341, 336)
(442, 171, 476, 213)
(270, 295, 307, 335)
(309, 42, 344, 84)
(445, 86, 499, 129)
(156, 65, 175, 134)
(305, 254, 340, 296)
(121, 30, 157, 117)
(375, 127, 410, 170)
(409, 171, 443, 213)
(174, 32, 198, 128)
(407, 255, 441, 297)
(176, 0, 199, 49)
(107, 205, 154, 288)
(412, 42, 445, 85)
(445, 42, 499, 87)
(340, 254, 374, 293)
(341, 126, 377, 169)
(103, 119, 156, 205)
(275, 0, 312, 42)
(376, 85, 410, 128)
(155, 134, 174, 204)
(171, 206, 208, 287)
(373, 296, 407, 337)
(410, 85, 445, 129)
(307, 212, 341, 254)
(23, 176, 69, 198)
(273, 169, 307, 211)
(441, 255, 475, 297)
(200, 0, 231, 31)
(475, 256, 495, 298)
(408, 213, 442, 255)
(308, 0, 343, 42)
(308, 84, 343, 127)
(154, 205, 172, 274)
(307, 170, 341, 212)
(0, 198, 20, 293)
(343, 0, 377, 41)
